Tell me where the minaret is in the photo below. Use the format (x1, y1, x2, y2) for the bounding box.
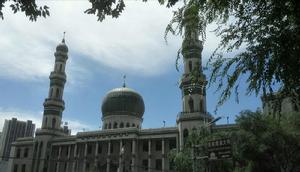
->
(177, 5, 213, 148)
(41, 33, 68, 132)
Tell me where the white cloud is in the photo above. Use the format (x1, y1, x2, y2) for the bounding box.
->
(0, 1, 183, 83)
(0, 107, 95, 135)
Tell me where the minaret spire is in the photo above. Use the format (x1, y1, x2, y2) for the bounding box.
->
(62, 31, 66, 43)
(123, 74, 126, 87)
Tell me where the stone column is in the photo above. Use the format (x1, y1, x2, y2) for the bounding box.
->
(119, 140, 124, 172)
(83, 143, 88, 172)
(66, 145, 71, 171)
(106, 141, 111, 172)
(148, 140, 151, 172)
(162, 139, 165, 171)
(94, 142, 99, 171)
(131, 139, 137, 172)
(57, 146, 62, 172)
(72, 144, 78, 172)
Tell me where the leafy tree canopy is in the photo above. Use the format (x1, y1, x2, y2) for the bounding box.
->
(170, 110, 300, 172)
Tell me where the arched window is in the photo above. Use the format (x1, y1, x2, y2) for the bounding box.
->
(188, 98, 194, 112)
(189, 61, 193, 72)
(52, 118, 56, 129)
(59, 64, 63, 72)
(120, 123, 124, 128)
(49, 88, 53, 97)
(200, 99, 203, 112)
(108, 123, 112, 129)
(45, 117, 48, 127)
(132, 123, 136, 127)
(113, 122, 118, 129)
(126, 123, 130, 128)
(56, 88, 60, 98)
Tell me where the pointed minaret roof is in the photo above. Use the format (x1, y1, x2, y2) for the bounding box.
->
(56, 32, 68, 52)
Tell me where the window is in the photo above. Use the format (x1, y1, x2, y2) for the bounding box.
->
(189, 61, 193, 72)
(155, 141, 162, 151)
(155, 159, 162, 170)
(132, 123, 136, 127)
(113, 122, 118, 129)
(56, 88, 60, 98)
(188, 98, 194, 112)
(200, 99, 203, 112)
(183, 129, 189, 144)
(87, 144, 92, 154)
(169, 159, 175, 170)
(64, 163, 67, 171)
(120, 123, 124, 128)
(142, 159, 148, 170)
(169, 139, 176, 150)
(45, 118, 48, 127)
(14, 164, 18, 172)
(59, 64, 63, 72)
(86, 163, 90, 171)
(98, 144, 102, 154)
(24, 148, 29, 158)
(110, 143, 114, 154)
(16, 148, 21, 158)
(52, 118, 56, 129)
(49, 88, 53, 97)
(126, 123, 130, 128)
(108, 123, 111, 129)
(137, 125, 139, 129)
(143, 141, 148, 152)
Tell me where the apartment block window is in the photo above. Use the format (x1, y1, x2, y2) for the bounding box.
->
(155, 140, 162, 151)
(142, 141, 148, 152)
(155, 159, 162, 170)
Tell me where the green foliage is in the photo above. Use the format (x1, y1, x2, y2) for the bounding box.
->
(0, 0, 49, 21)
(232, 110, 300, 172)
(170, 111, 300, 172)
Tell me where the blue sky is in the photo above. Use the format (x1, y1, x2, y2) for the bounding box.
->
(0, 1, 261, 134)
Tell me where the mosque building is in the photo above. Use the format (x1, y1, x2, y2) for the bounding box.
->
(8, 26, 235, 172)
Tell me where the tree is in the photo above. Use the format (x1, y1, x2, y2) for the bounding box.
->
(232, 110, 300, 172)
(169, 110, 300, 172)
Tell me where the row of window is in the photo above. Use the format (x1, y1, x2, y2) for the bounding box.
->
(44, 117, 57, 129)
(104, 122, 139, 129)
(13, 164, 26, 172)
(16, 148, 29, 159)
(187, 97, 204, 113)
(49, 87, 61, 99)
(142, 159, 162, 171)
(54, 139, 177, 158)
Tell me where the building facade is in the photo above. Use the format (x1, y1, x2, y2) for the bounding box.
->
(8, 25, 229, 172)
(0, 118, 35, 161)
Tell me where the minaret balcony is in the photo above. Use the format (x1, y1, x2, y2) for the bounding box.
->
(44, 98, 65, 108)
(177, 111, 213, 123)
(50, 72, 66, 81)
